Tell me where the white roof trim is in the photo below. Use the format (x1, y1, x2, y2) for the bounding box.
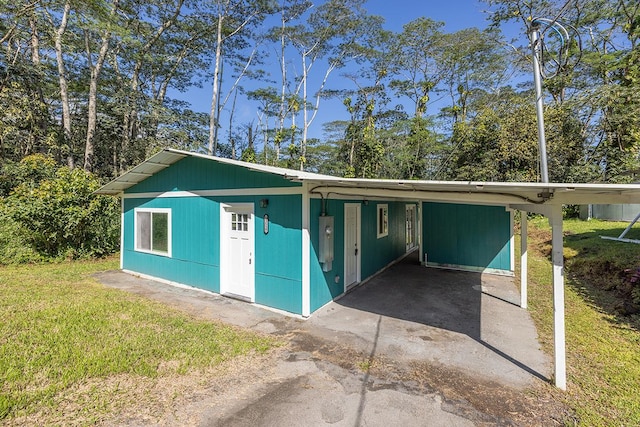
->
(95, 149, 640, 206)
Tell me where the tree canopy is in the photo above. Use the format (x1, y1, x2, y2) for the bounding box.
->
(0, 0, 638, 183)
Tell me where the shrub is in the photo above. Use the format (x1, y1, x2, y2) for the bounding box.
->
(1, 157, 120, 261)
(0, 154, 57, 196)
(0, 201, 42, 264)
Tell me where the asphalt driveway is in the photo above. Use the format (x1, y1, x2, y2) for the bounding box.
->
(96, 253, 561, 426)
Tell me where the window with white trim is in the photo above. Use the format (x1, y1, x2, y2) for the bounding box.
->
(377, 204, 388, 238)
(135, 208, 171, 256)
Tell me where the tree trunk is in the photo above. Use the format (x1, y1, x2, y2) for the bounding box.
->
(208, 11, 224, 155)
(53, 0, 73, 168)
(229, 87, 238, 159)
(277, 8, 286, 161)
(29, 9, 49, 154)
(121, 0, 183, 169)
(84, 0, 118, 172)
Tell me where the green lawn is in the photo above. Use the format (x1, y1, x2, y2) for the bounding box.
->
(522, 218, 640, 426)
(0, 257, 276, 424)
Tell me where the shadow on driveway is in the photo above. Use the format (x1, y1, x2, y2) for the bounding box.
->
(308, 252, 550, 389)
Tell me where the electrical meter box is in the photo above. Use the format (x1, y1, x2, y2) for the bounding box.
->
(318, 216, 334, 272)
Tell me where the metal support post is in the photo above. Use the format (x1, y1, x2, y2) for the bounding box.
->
(550, 205, 566, 390)
(530, 22, 549, 183)
(520, 211, 528, 309)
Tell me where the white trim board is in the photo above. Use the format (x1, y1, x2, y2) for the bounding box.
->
(423, 262, 515, 277)
(123, 187, 303, 199)
(301, 182, 311, 317)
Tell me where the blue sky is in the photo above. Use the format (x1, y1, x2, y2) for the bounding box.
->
(366, 0, 490, 32)
(174, 0, 529, 147)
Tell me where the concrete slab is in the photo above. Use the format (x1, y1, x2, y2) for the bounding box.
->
(97, 254, 550, 389)
(95, 253, 554, 425)
(305, 253, 550, 388)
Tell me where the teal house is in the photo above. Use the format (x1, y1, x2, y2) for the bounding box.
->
(98, 149, 514, 317)
(98, 153, 640, 390)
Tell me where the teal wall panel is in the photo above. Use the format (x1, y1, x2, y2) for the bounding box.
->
(122, 193, 304, 314)
(126, 156, 301, 194)
(361, 201, 409, 278)
(309, 198, 345, 312)
(123, 197, 221, 291)
(253, 194, 302, 314)
(255, 275, 302, 314)
(309, 198, 415, 312)
(422, 202, 512, 272)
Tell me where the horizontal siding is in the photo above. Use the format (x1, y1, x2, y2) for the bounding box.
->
(422, 202, 511, 272)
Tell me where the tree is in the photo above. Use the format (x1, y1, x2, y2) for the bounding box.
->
(388, 17, 444, 118)
(113, 0, 185, 173)
(436, 27, 509, 124)
(206, 0, 274, 156)
(247, 87, 280, 163)
(484, 0, 640, 182)
(446, 90, 587, 182)
(82, 0, 120, 172)
(47, 0, 74, 167)
(2, 154, 120, 260)
(287, 0, 373, 170)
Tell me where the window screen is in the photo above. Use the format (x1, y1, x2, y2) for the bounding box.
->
(135, 209, 170, 256)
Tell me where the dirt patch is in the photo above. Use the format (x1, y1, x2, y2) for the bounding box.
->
(4, 350, 284, 427)
(528, 227, 552, 258)
(408, 360, 572, 426)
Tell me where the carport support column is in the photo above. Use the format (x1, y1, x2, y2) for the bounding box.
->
(120, 195, 125, 269)
(301, 183, 311, 317)
(520, 211, 528, 309)
(550, 205, 566, 390)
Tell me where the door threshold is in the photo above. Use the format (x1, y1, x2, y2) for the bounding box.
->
(221, 292, 252, 303)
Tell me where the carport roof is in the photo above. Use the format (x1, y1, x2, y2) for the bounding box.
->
(96, 148, 640, 206)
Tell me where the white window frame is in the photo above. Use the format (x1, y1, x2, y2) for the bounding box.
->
(377, 204, 389, 239)
(134, 208, 172, 257)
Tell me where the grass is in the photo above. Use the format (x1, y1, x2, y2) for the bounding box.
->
(0, 257, 276, 424)
(522, 217, 640, 426)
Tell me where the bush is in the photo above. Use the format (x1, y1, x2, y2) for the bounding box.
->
(563, 204, 581, 219)
(1, 156, 120, 262)
(0, 154, 57, 197)
(0, 201, 42, 264)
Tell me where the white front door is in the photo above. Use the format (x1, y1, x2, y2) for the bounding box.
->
(406, 204, 417, 251)
(344, 203, 361, 290)
(220, 203, 254, 301)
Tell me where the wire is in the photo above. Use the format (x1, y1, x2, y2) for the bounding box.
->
(531, 16, 581, 79)
(546, 0, 575, 32)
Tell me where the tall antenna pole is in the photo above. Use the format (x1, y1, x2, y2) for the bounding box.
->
(530, 20, 550, 183)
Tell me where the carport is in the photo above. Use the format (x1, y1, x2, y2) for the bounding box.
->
(299, 177, 640, 390)
(98, 149, 640, 390)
